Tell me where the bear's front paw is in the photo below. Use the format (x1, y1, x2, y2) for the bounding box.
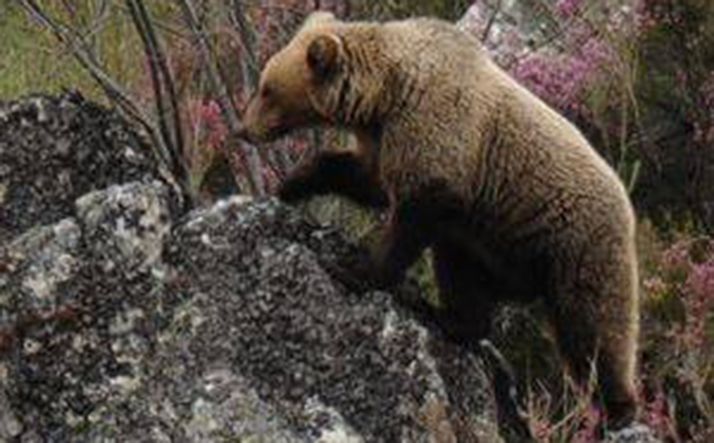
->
(322, 253, 395, 293)
(320, 259, 372, 293)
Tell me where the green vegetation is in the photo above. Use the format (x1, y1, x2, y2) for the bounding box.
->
(0, 2, 137, 100)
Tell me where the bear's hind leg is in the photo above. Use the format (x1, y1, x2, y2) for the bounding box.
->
(549, 247, 639, 429)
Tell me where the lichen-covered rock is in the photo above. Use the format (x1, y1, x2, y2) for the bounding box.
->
(0, 183, 502, 442)
(0, 92, 175, 244)
(605, 424, 662, 443)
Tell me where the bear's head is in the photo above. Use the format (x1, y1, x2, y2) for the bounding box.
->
(239, 12, 385, 142)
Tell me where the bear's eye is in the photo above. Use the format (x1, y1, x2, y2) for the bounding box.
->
(261, 85, 273, 99)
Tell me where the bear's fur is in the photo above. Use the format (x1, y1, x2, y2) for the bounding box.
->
(240, 12, 640, 427)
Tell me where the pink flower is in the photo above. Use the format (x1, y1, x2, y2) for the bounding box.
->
(573, 405, 602, 443)
(661, 240, 692, 274)
(186, 99, 228, 151)
(689, 258, 714, 297)
(556, 0, 585, 18)
(509, 21, 615, 113)
(644, 390, 675, 437)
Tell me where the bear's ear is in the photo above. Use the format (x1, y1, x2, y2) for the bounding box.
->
(307, 34, 342, 80)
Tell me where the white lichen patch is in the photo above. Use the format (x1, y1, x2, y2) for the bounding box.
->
(71, 334, 87, 351)
(183, 195, 253, 231)
(57, 170, 71, 187)
(316, 425, 364, 443)
(111, 334, 149, 368)
(0, 182, 7, 205)
(109, 308, 145, 335)
(157, 399, 179, 423)
(22, 338, 42, 355)
(379, 310, 398, 343)
(21, 274, 54, 301)
(20, 218, 80, 302)
(108, 374, 142, 394)
(64, 410, 84, 428)
(53, 218, 80, 239)
(21, 250, 78, 300)
(76, 182, 171, 271)
(148, 427, 173, 443)
(31, 97, 49, 123)
(605, 423, 662, 443)
(185, 398, 221, 436)
(0, 389, 22, 439)
(122, 145, 140, 160)
(413, 321, 448, 398)
(185, 370, 302, 442)
(198, 232, 231, 250)
(303, 397, 364, 443)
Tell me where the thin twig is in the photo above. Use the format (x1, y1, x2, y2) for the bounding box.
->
(126, 0, 174, 169)
(227, 0, 260, 89)
(21, 1, 152, 137)
(20, 0, 189, 210)
(126, 0, 191, 205)
(227, 0, 294, 176)
(134, 0, 185, 161)
(178, 0, 267, 196)
(481, 0, 503, 43)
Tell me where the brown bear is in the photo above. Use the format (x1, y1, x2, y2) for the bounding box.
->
(239, 11, 640, 428)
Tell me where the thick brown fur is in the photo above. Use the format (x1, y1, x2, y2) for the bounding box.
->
(240, 12, 640, 428)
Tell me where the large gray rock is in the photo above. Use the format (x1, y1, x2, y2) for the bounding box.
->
(0, 92, 175, 244)
(0, 184, 501, 442)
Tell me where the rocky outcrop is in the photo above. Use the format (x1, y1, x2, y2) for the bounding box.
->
(1, 182, 502, 441)
(0, 93, 501, 442)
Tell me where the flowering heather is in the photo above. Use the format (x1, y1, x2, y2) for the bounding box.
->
(642, 389, 677, 439)
(655, 238, 714, 347)
(571, 405, 602, 442)
(684, 255, 714, 348)
(512, 54, 580, 111)
(556, 0, 586, 18)
(457, 2, 529, 66)
(512, 36, 615, 113)
(185, 99, 228, 152)
(640, 235, 714, 439)
(460, 1, 623, 114)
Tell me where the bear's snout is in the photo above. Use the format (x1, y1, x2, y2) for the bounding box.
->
(238, 97, 273, 143)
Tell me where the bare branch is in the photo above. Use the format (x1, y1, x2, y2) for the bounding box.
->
(481, 0, 502, 43)
(126, 0, 190, 204)
(20, 1, 150, 135)
(227, 0, 260, 89)
(227, 0, 294, 176)
(178, 0, 267, 196)
(20, 0, 190, 209)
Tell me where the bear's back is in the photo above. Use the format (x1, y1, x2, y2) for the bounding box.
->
(380, 18, 488, 84)
(369, 17, 634, 244)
